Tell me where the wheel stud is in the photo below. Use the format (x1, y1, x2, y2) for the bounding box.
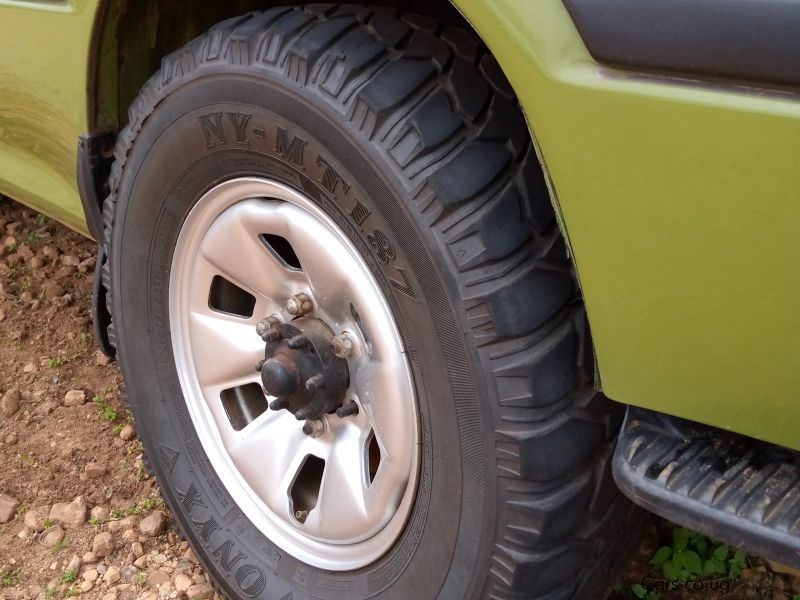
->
(305, 374, 325, 392)
(286, 293, 313, 317)
(330, 332, 355, 358)
(302, 418, 326, 438)
(287, 334, 308, 349)
(269, 397, 289, 411)
(336, 398, 359, 418)
(294, 405, 314, 421)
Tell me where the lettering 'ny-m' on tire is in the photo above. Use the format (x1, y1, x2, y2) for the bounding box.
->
(101, 5, 644, 599)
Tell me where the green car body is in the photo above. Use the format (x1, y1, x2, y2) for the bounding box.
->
(1, 0, 798, 451)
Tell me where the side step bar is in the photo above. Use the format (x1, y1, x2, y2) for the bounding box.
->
(613, 408, 800, 568)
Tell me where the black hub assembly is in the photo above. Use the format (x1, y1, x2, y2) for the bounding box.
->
(256, 317, 351, 421)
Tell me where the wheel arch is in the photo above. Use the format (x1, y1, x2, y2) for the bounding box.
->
(88, 0, 478, 133)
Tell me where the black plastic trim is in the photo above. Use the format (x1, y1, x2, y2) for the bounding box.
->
(614, 407, 800, 568)
(77, 132, 116, 242)
(563, 0, 800, 90)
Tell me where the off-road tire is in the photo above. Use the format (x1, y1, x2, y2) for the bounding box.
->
(100, 5, 644, 598)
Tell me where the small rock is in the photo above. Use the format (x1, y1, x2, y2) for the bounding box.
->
(131, 542, 144, 558)
(80, 580, 94, 593)
(148, 570, 170, 588)
(109, 515, 138, 533)
(81, 552, 97, 564)
(96, 564, 107, 575)
(40, 526, 65, 547)
(78, 256, 96, 274)
(101, 591, 118, 600)
(66, 555, 81, 575)
(174, 574, 192, 593)
(121, 528, 137, 542)
(50, 497, 88, 527)
(119, 425, 136, 441)
(1, 389, 20, 417)
(62, 255, 80, 267)
(90, 506, 109, 522)
(121, 565, 138, 579)
(22, 362, 37, 373)
(186, 584, 214, 600)
(0, 493, 20, 523)
(42, 282, 65, 299)
(84, 462, 106, 479)
(95, 351, 113, 367)
(29, 256, 43, 269)
(24, 506, 49, 530)
(5, 431, 17, 445)
(16, 526, 33, 539)
(103, 565, 121, 585)
(139, 511, 168, 537)
(174, 560, 193, 574)
(92, 531, 115, 557)
(83, 569, 99, 582)
(63, 389, 86, 406)
(158, 582, 174, 599)
(133, 556, 147, 569)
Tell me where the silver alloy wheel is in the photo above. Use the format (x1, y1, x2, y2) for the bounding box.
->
(169, 178, 419, 571)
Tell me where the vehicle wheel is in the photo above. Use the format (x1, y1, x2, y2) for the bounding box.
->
(101, 6, 644, 598)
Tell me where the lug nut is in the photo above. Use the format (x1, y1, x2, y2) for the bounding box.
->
(256, 314, 282, 341)
(302, 418, 326, 438)
(294, 510, 308, 523)
(330, 332, 356, 358)
(286, 293, 313, 317)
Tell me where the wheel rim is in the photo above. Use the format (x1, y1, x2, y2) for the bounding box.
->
(169, 177, 419, 570)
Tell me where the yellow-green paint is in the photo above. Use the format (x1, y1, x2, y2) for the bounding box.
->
(0, 0, 97, 236)
(453, 0, 800, 449)
(0, 0, 798, 449)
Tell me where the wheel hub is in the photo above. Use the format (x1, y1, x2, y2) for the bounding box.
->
(257, 316, 350, 421)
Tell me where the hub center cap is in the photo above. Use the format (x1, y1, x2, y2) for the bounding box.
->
(257, 317, 350, 421)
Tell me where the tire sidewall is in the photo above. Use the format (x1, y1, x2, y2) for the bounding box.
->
(111, 73, 490, 599)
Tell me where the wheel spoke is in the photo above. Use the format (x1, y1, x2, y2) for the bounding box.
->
(308, 422, 370, 541)
(280, 209, 364, 327)
(188, 310, 264, 389)
(199, 199, 306, 302)
(227, 410, 308, 515)
(350, 358, 413, 458)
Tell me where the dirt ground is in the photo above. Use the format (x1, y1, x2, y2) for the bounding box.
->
(0, 197, 796, 600)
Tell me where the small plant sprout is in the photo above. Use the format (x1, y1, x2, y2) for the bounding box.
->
(0, 571, 18, 587)
(60, 569, 77, 584)
(47, 356, 66, 368)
